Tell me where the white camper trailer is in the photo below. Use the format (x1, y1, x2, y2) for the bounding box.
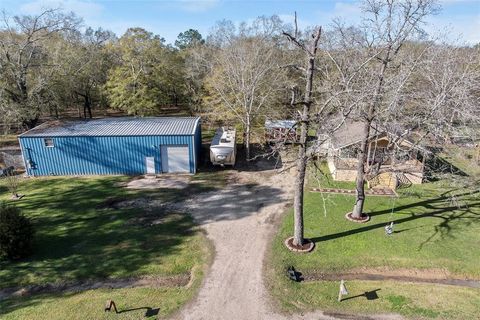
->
(210, 127, 236, 167)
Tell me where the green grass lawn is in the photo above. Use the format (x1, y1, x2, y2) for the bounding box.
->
(267, 278, 480, 320)
(0, 171, 222, 319)
(267, 164, 480, 319)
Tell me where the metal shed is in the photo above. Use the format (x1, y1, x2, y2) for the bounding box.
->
(18, 117, 201, 176)
(265, 120, 297, 143)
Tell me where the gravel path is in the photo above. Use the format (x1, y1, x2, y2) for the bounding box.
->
(175, 169, 402, 320)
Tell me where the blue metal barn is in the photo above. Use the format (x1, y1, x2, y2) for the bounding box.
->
(18, 117, 201, 176)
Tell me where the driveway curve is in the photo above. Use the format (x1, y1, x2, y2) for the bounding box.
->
(175, 169, 402, 320)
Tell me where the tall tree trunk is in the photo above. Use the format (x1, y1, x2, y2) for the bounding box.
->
(351, 53, 390, 218)
(20, 96, 40, 130)
(18, 77, 40, 130)
(352, 119, 371, 218)
(83, 95, 92, 118)
(293, 146, 307, 245)
(173, 89, 179, 107)
(292, 28, 321, 246)
(245, 115, 251, 161)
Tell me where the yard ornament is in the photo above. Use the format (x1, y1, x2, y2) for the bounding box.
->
(287, 266, 299, 282)
(385, 222, 394, 236)
(105, 300, 118, 313)
(338, 280, 348, 302)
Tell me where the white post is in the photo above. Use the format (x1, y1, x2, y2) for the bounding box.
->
(338, 280, 348, 302)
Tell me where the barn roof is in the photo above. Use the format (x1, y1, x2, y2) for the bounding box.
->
(19, 117, 201, 137)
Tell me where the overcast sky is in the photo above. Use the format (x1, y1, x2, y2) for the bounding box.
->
(1, 0, 479, 45)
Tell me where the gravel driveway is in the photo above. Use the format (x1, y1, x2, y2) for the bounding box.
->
(174, 168, 402, 320)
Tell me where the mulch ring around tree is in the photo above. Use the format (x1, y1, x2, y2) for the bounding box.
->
(311, 188, 396, 197)
(0, 274, 191, 301)
(284, 237, 315, 253)
(345, 212, 370, 223)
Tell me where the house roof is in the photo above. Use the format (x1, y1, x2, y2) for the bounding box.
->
(19, 117, 201, 137)
(265, 120, 296, 130)
(330, 120, 423, 151)
(331, 120, 382, 149)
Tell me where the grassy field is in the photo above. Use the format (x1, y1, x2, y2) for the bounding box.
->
(267, 278, 480, 320)
(0, 171, 223, 319)
(267, 163, 480, 319)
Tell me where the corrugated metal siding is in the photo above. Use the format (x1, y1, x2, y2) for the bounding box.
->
(19, 135, 196, 176)
(20, 117, 201, 137)
(194, 122, 202, 173)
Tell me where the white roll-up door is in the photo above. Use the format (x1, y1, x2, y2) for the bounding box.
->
(161, 145, 190, 173)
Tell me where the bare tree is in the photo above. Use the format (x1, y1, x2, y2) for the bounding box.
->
(329, 0, 440, 221)
(282, 21, 322, 247)
(203, 17, 288, 161)
(0, 9, 80, 129)
(3, 169, 20, 199)
(325, 0, 480, 223)
(275, 15, 370, 247)
(415, 44, 479, 144)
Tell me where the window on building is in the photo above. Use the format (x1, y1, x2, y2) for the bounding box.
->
(44, 138, 54, 147)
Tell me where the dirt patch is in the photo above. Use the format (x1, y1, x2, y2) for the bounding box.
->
(126, 209, 185, 227)
(126, 175, 191, 189)
(301, 267, 480, 288)
(348, 267, 454, 279)
(323, 312, 402, 320)
(0, 274, 190, 300)
(96, 193, 186, 227)
(97, 196, 155, 210)
(97, 195, 176, 217)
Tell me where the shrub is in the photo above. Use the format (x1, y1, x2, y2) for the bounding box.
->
(0, 202, 34, 260)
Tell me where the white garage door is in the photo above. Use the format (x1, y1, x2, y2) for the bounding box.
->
(161, 145, 190, 173)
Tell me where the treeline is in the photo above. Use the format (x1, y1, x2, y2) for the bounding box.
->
(0, 7, 478, 144)
(0, 9, 208, 131)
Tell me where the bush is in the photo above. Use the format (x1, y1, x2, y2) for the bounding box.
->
(0, 202, 34, 260)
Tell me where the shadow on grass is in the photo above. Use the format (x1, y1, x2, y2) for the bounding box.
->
(118, 306, 160, 316)
(311, 189, 480, 247)
(0, 291, 78, 317)
(424, 150, 469, 182)
(0, 176, 200, 292)
(369, 189, 479, 217)
(341, 288, 381, 301)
